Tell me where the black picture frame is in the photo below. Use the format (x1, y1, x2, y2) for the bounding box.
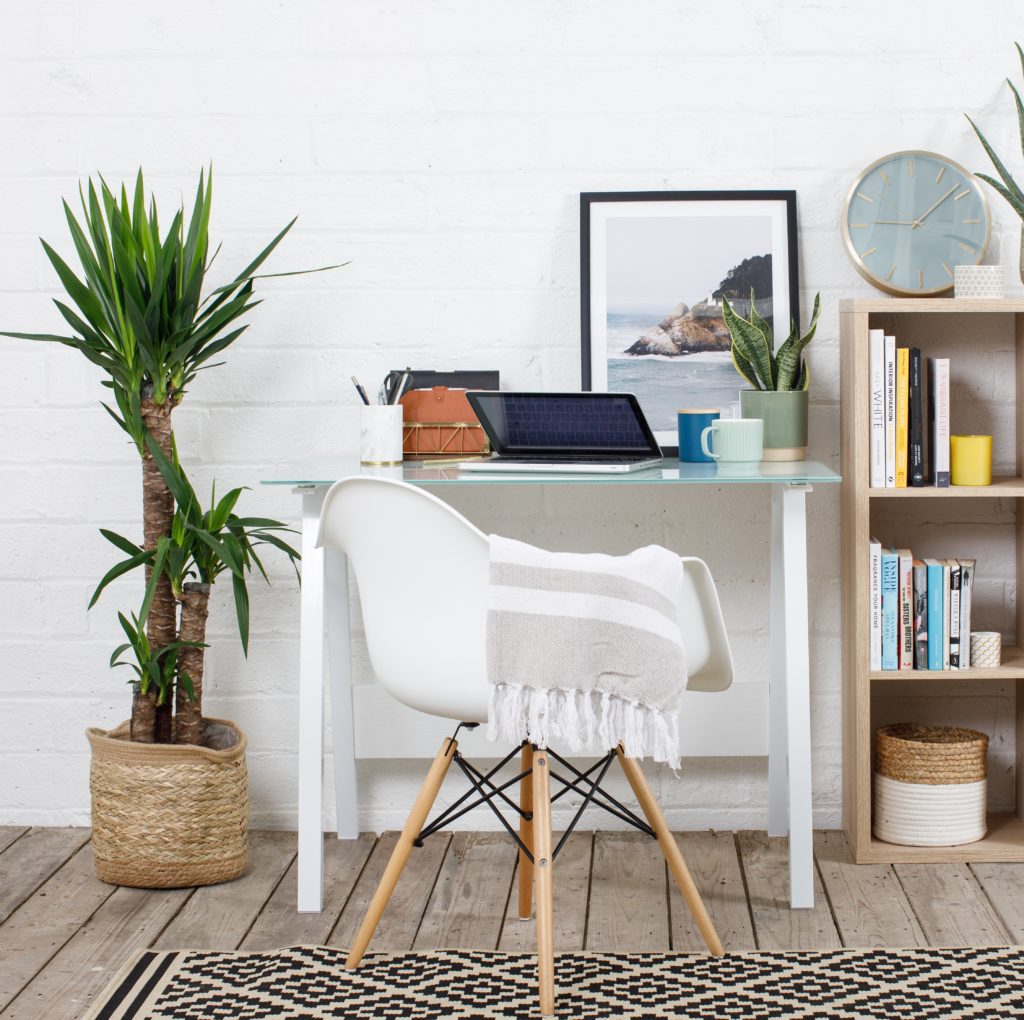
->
(580, 190, 800, 453)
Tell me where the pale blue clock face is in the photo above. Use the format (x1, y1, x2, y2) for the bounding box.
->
(845, 152, 990, 295)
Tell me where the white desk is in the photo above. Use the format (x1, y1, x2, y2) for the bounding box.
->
(262, 458, 840, 913)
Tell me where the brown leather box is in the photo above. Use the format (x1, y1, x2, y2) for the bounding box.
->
(399, 386, 489, 456)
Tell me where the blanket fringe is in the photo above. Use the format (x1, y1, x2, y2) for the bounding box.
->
(487, 683, 681, 770)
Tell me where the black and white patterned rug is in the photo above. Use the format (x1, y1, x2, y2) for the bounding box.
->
(86, 944, 1024, 1019)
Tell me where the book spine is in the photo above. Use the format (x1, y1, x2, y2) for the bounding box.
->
(884, 335, 896, 487)
(909, 347, 925, 487)
(881, 552, 899, 670)
(942, 560, 951, 669)
(949, 562, 961, 669)
(927, 561, 944, 670)
(895, 348, 909, 488)
(928, 357, 950, 487)
(869, 541, 882, 671)
(869, 330, 886, 488)
(898, 550, 913, 670)
(913, 561, 928, 670)
(959, 559, 975, 669)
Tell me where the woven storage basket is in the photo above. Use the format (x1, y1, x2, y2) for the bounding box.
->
(873, 723, 988, 847)
(87, 718, 248, 888)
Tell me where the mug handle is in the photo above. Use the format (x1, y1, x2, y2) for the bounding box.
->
(700, 425, 719, 459)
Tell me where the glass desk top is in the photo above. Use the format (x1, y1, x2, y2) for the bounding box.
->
(261, 457, 840, 487)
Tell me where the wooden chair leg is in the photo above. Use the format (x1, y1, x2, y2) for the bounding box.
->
(518, 743, 534, 920)
(345, 737, 457, 968)
(532, 747, 555, 1017)
(615, 747, 724, 957)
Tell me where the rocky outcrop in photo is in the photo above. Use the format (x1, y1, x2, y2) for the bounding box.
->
(624, 253, 772, 357)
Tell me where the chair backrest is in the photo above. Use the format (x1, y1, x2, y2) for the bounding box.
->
(317, 477, 733, 724)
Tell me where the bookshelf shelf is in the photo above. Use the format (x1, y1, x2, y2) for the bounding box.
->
(840, 298, 1024, 865)
(868, 477, 1024, 499)
(869, 645, 1024, 681)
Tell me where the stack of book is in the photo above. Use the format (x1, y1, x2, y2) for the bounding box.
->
(868, 541, 977, 670)
(869, 329, 949, 488)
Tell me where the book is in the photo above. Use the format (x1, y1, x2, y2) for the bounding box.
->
(898, 548, 913, 669)
(881, 550, 899, 670)
(927, 357, 950, 487)
(942, 559, 952, 669)
(909, 347, 925, 487)
(869, 539, 882, 671)
(869, 329, 886, 488)
(913, 559, 928, 670)
(884, 334, 897, 487)
(895, 348, 909, 488)
(948, 560, 961, 668)
(959, 559, 975, 669)
(925, 558, 945, 670)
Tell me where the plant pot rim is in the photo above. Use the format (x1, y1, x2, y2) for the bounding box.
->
(86, 717, 247, 765)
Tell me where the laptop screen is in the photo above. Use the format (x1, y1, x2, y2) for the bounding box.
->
(467, 392, 660, 456)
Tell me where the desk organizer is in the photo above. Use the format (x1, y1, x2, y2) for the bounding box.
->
(400, 386, 489, 456)
(873, 723, 987, 847)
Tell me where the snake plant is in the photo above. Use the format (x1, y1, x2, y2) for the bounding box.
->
(966, 43, 1024, 222)
(722, 290, 821, 392)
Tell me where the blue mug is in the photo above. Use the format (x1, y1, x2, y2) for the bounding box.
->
(677, 409, 720, 463)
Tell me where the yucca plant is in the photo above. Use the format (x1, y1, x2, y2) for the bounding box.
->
(966, 43, 1024, 222)
(3, 168, 336, 742)
(723, 289, 821, 391)
(91, 440, 300, 746)
(109, 610, 204, 719)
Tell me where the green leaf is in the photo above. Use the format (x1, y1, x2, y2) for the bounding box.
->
(730, 345, 760, 390)
(775, 292, 821, 391)
(88, 549, 152, 608)
(100, 528, 143, 556)
(722, 296, 774, 390)
(976, 173, 1024, 220)
(967, 114, 1024, 214)
(232, 570, 250, 655)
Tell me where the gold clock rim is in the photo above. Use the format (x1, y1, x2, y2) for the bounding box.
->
(841, 149, 992, 298)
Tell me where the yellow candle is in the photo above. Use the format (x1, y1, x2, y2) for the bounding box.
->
(950, 434, 992, 486)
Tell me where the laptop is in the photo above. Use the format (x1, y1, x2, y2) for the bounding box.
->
(459, 392, 663, 473)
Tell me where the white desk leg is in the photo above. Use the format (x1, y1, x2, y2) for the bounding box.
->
(297, 488, 326, 913)
(777, 483, 814, 909)
(325, 547, 359, 839)
(767, 486, 789, 838)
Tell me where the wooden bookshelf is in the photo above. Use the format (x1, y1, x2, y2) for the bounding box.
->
(840, 297, 1024, 864)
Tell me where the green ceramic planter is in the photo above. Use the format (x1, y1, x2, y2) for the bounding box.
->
(739, 389, 808, 461)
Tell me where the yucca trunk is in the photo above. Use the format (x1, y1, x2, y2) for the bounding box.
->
(175, 582, 211, 746)
(133, 387, 178, 744)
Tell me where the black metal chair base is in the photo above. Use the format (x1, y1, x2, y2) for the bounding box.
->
(414, 728, 655, 863)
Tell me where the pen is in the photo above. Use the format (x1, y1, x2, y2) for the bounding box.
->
(351, 376, 371, 406)
(392, 366, 412, 404)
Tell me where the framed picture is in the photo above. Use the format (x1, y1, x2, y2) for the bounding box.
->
(581, 191, 799, 451)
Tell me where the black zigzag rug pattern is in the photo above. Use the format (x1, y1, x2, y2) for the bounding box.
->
(86, 944, 1024, 1020)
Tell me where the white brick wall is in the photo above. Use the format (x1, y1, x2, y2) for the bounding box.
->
(1, 0, 1021, 831)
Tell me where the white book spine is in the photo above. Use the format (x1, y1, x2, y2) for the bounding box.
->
(869, 329, 886, 488)
(942, 561, 951, 670)
(959, 560, 975, 669)
(933, 358, 950, 487)
(869, 540, 882, 671)
(949, 563, 961, 670)
(884, 334, 896, 488)
(898, 550, 913, 670)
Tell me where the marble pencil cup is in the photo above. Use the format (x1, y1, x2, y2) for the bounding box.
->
(360, 405, 404, 466)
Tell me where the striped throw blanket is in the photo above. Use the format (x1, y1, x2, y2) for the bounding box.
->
(486, 535, 688, 768)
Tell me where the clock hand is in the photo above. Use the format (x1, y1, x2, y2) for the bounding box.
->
(875, 219, 915, 225)
(912, 186, 958, 228)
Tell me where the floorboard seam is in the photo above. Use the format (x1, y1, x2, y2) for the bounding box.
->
(325, 834, 380, 947)
(733, 831, 761, 951)
(492, 835, 517, 950)
(813, 850, 846, 948)
(407, 832, 454, 951)
(963, 862, 1013, 944)
(233, 844, 299, 950)
(579, 831, 595, 951)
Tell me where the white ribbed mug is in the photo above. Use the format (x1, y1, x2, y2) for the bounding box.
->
(700, 417, 763, 462)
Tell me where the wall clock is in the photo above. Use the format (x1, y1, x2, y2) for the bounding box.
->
(842, 151, 991, 297)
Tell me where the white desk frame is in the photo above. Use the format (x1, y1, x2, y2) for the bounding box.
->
(293, 477, 818, 912)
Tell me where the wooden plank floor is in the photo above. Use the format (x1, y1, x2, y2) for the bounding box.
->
(1, 827, 1020, 1018)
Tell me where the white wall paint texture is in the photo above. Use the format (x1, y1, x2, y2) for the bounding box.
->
(1, 0, 1021, 830)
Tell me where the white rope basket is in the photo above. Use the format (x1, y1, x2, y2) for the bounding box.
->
(874, 774, 987, 846)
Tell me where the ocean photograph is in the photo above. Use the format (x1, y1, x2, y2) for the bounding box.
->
(596, 207, 783, 442)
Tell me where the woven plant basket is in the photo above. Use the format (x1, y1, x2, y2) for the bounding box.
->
(874, 723, 988, 847)
(87, 718, 248, 888)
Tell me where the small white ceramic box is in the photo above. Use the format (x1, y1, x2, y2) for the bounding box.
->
(953, 265, 1004, 300)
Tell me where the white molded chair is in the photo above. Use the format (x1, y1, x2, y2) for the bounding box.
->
(319, 476, 734, 1017)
